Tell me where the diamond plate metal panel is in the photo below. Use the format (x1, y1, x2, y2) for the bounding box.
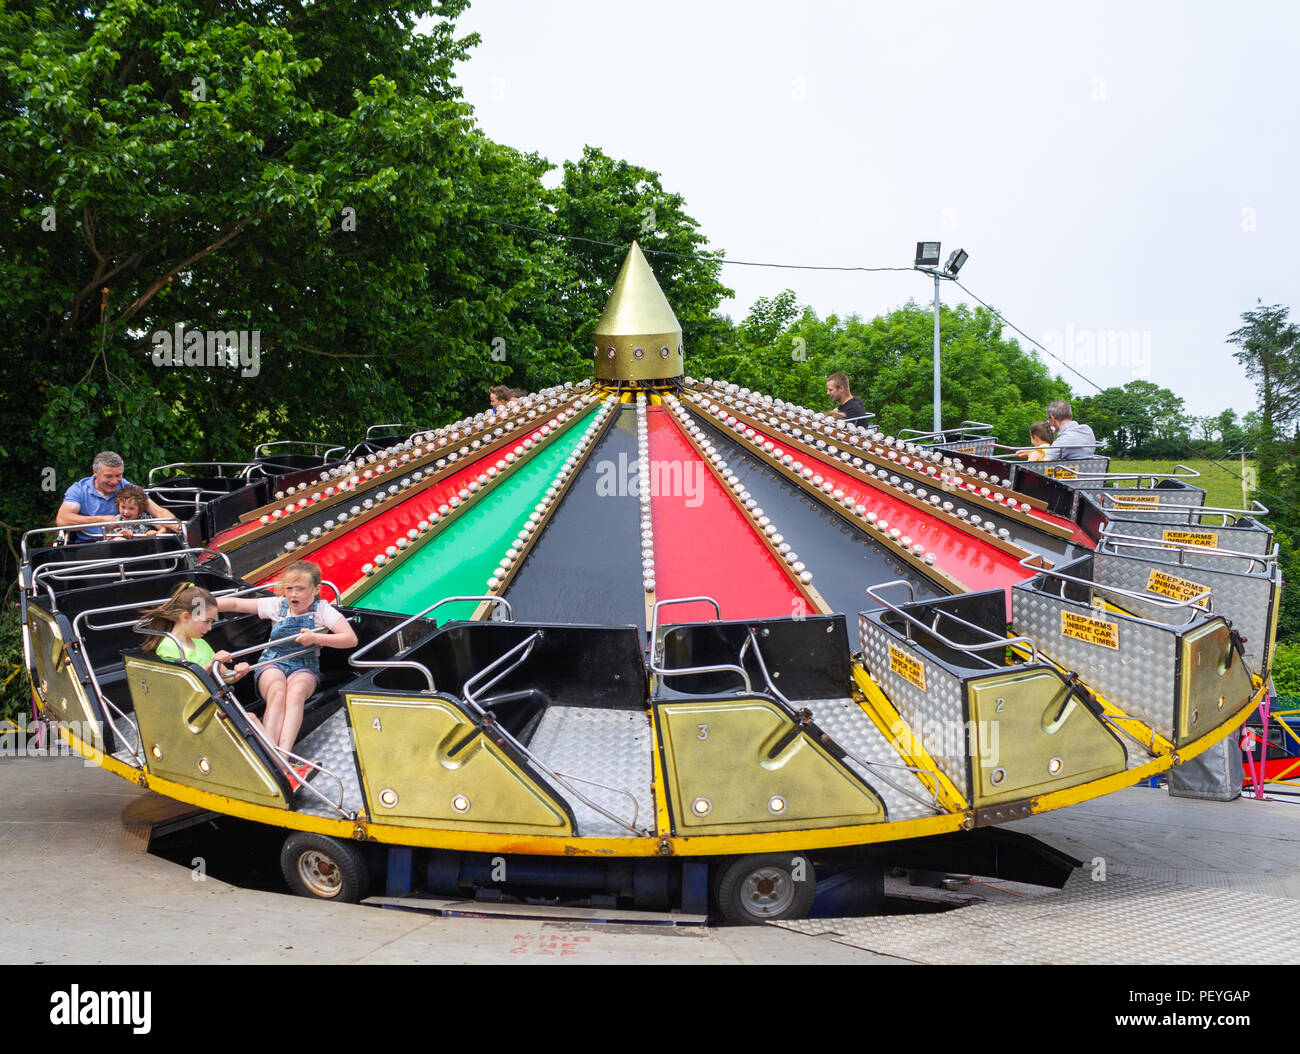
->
(110, 718, 142, 768)
(1101, 537, 1271, 576)
(774, 872, 1300, 965)
(1011, 583, 1177, 742)
(1095, 486, 1204, 507)
(1108, 517, 1272, 556)
(858, 615, 969, 799)
(1019, 457, 1111, 482)
(294, 709, 365, 818)
(1095, 551, 1274, 674)
(804, 696, 941, 820)
(526, 706, 652, 838)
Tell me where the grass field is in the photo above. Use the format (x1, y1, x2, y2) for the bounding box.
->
(1107, 459, 1255, 510)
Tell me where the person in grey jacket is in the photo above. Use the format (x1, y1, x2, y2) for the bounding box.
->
(1044, 400, 1097, 460)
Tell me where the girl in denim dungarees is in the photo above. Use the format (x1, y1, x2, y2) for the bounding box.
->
(218, 562, 357, 779)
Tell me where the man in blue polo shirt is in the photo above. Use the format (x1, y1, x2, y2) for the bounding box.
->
(56, 451, 178, 543)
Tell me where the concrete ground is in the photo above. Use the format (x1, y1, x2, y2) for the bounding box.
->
(2, 754, 1297, 965)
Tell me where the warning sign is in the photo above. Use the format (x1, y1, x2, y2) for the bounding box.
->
(1061, 610, 1120, 649)
(1146, 569, 1210, 608)
(888, 643, 927, 692)
(1110, 493, 1160, 509)
(1161, 529, 1219, 548)
(1045, 465, 1077, 479)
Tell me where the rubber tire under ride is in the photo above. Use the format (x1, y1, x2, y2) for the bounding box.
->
(280, 832, 369, 903)
(715, 852, 815, 925)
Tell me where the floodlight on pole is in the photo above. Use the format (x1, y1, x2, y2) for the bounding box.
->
(913, 243, 970, 434)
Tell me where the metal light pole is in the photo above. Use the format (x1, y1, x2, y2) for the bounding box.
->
(913, 243, 969, 435)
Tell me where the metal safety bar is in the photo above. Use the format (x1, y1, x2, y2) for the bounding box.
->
(365, 423, 412, 440)
(29, 547, 233, 607)
(66, 515, 186, 541)
(1016, 554, 1212, 623)
(147, 485, 235, 502)
(1060, 464, 1202, 485)
(249, 439, 343, 460)
(459, 630, 649, 837)
(347, 595, 515, 693)
(900, 420, 996, 441)
(648, 597, 753, 694)
(462, 632, 543, 715)
(739, 629, 792, 709)
(1098, 528, 1278, 574)
(21, 522, 186, 561)
(148, 462, 257, 483)
(865, 580, 1041, 668)
(1101, 499, 1270, 525)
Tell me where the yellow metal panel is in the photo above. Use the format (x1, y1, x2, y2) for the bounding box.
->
(26, 606, 105, 753)
(125, 655, 289, 808)
(1176, 621, 1256, 748)
(347, 694, 572, 836)
(658, 698, 885, 834)
(966, 669, 1127, 807)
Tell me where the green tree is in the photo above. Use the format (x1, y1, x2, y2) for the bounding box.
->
(1229, 303, 1300, 501)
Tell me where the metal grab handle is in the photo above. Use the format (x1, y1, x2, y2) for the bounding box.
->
(740, 629, 791, 708)
(21, 523, 188, 561)
(32, 546, 231, 584)
(1068, 464, 1203, 485)
(650, 596, 723, 655)
(462, 632, 542, 714)
(249, 439, 343, 459)
(1098, 529, 1277, 574)
(648, 596, 753, 693)
(1018, 555, 1212, 622)
(348, 595, 515, 693)
(899, 420, 995, 440)
(148, 462, 258, 483)
(72, 584, 250, 639)
(864, 580, 1040, 667)
(1102, 499, 1270, 525)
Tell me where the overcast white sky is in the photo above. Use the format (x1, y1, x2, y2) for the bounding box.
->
(444, 0, 1298, 419)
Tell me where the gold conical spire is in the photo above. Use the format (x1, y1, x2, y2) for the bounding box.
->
(592, 241, 684, 383)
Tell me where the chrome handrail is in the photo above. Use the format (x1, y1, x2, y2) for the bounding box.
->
(1101, 499, 1270, 526)
(71, 515, 186, 541)
(1065, 464, 1203, 485)
(648, 596, 753, 694)
(900, 420, 996, 441)
(148, 462, 256, 483)
(365, 423, 411, 440)
(31, 548, 232, 601)
(1098, 529, 1277, 574)
(740, 629, 791, 709)
(249, 439, 342, 460)
(462, 632, 543, 715)
(865, 580, 1040, 668)
(21, 522, 186, 560)
(1017, 555, 1212, 622)
(347, 595, 515, 693)
(649, 596, 721, 655)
